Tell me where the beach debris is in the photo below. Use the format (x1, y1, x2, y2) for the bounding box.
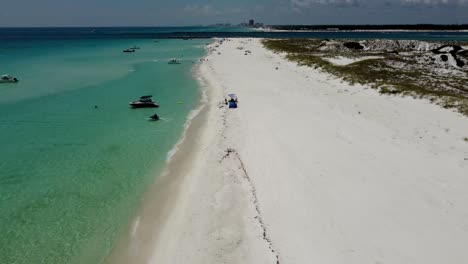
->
(221, 148, 235, 161)
(219, 147, 280, 264)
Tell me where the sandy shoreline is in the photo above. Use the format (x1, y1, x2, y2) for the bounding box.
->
(108, 38, 468, 264)
(104, 59, 213, 263)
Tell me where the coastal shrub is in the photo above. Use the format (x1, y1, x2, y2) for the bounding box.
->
(343, 42, 364, 50)
(380, 86, 401, 95)
(459, 50, 468, 58)
(262, 38, 468, 117)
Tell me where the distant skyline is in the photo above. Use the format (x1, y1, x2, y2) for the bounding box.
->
(1, 0, 468, 27)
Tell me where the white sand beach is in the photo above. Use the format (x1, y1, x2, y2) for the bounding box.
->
(110, 38, 468, 264)
(323, 56, 384, 66)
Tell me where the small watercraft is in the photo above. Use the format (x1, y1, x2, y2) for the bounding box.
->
(148, 114, 160, 121)
(130, 46, 140, 50)
(130, 95, 159, 108)
(0, 74, 19, 83)
(123, 48, 135, 53)
(168, 58, 181, 64)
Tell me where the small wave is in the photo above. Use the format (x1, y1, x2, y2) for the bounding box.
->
(166, 147, 178, 162)
(165, 105, 205, 163)
(131, 216, 140, 238)
(432, 34, 468, 38)
(165, 69, 208, 163)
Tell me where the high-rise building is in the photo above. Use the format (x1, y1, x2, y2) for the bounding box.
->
(249, 19, 254, 27)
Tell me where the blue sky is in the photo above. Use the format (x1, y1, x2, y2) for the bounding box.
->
(0, 0, 467, 27)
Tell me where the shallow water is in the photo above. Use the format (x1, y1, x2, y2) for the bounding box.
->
(0, 37, 207, 263)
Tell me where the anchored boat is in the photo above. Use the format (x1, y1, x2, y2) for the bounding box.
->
(0, 75, 19, 83)
(129, 95, 159, 108)
(148, 114, 160, 121)
(168, 58, 181, 64)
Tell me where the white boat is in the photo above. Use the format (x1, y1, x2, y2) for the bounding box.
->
(0, 74, 18, 83)
(168, 58, 181, 64)
(129, 95, 159, 108)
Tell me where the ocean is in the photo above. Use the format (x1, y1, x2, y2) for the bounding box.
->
(0, 27, 467, 264)
(0, 32, 209, 263)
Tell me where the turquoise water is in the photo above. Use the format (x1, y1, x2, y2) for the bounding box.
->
(0, 38, 207, 263)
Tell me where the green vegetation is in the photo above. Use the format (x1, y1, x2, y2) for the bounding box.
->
(271, 24, 468, 31)
(459, 50, 468, 59)
(263, 39, 468, 116)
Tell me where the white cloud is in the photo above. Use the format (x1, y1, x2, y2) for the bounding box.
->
(182, 5, 222, 16)
(292, 0, 360, 7)
(181, 4, 248, 16)
(291, 0, 467, 8)
(401, 0, 467, 5)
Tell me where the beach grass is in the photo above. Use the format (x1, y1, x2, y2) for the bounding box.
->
(459, 50, 468, 59)
(263, 39, 468, 116)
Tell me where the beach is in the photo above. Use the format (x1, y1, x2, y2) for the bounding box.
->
(122, 38, 468, 264)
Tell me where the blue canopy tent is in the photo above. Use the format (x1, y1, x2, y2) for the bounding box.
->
(227, 94, 238, 108)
